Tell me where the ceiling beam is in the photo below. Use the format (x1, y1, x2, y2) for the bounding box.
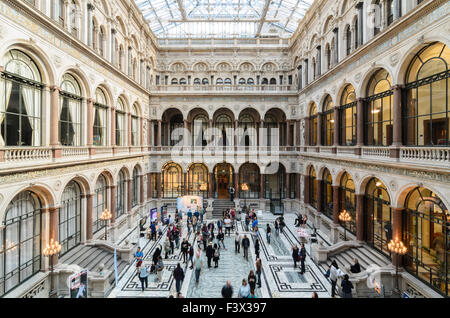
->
(168, 18, 281, 23)
(256, 0, 272, 37)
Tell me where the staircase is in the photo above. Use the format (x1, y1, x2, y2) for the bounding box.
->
(59, 245, 129, 287)
(212, 199, 235, 218)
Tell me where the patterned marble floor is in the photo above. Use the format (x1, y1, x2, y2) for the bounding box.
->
(110, 211, 332, 298)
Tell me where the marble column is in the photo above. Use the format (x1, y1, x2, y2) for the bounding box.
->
(356, 194, 365, 241)
(127, 114, 132, 147)
(50, 86, 61, 157)
(110, 185, 116, 224)
(316, 179, 324, 212)
(184, 172, 188, 195)
(49, 207, 59, 265)
(127, 179, 132, 213)
(333, 107, 340, 147)
(156, 173, 162, 199)
(296, 174, 301, 200)
(157, 120, 162, 148)
(209, 172, 214, 198)
(260, 174, 264, 199)
(86, 193, 94, 241)
(110, 107, 116, 147)
(234, 173, 239, 198)
(305, 118, 310, 146)
(304, 175, 310, 205)
(391, 85, 403, 158)
(392, 207, 404, 267)
(332, 185, 340, 225)
(148, 119, 152, 150)
(140, 174, 144, 204)
(147, 173, 152, 200)
(286, 173, 291, 199)
(87, 98, 94, 149)
(317, 113, 323, 146)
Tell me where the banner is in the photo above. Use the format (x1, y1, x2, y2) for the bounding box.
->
(161, 205, 168, 223)
(176, 196, 203, 213)
(69, 269, 88, 298)
(150, 208, 158, 222)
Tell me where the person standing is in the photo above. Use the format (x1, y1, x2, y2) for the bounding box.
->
(248, 270, 257, 295)
(221, 281, 233, 298)
(329, 260, 344, 298)
(213, 243, 220, 268)
(292, 244, 299, 269)
(229, 186, 235, 202)
(193, 251, 203, 286)
(155, 256, 164, 282)
(242, 235, 250, 261)
(181, 238, 189, 264)
(254, 238, 260, 259)
(266, 224, 272, 244)
(256, 258, 262, 288)
(341, 274, 354, 298)
(135, 246, 144, 274)
(206, 242, 214, 268)
(300, 243, 307, 274)
(235, 232, 241, 254)
(274, 218, 280, 236)
(173, 263, 185, 294)
(238, 279, 250, 298)
(138, 264, 149, 292)
(217, 229, 226, 250)
(245, 214, 250, 231)
(188, 243, 194, 269)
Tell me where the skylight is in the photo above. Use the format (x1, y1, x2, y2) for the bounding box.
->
(134, 0, 314, 38)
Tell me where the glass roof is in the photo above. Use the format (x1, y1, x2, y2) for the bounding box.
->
(135, 0, 314, 38)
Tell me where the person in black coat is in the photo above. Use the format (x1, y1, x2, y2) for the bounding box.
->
(206, 242, 214, 268)
(299, 243, 307, 274)
(254, 238, 260, 259)
(181, 239, 189, 263)
(350, 259, 361, 273)
(242, 235, 250, 261)
(222, 281, 233, 298)
(173, 263, 185, 293)
(153, 245, 162, 266)
(292, 245, 299, 269)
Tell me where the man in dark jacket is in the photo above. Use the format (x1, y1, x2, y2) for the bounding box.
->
(300, 243, 307, 274)
(173, 263, 185, 293)
(181, 239, 189, 263)
(221, 281, 233, 298)
(242, 235, 250, 261)
(206, 242, 215, 268)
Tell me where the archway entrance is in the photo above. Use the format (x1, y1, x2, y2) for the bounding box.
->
(214, 163, 234, 199)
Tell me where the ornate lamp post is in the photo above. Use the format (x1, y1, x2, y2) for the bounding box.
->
(43, 238, 62, 298)
(100, 208, 112, 240)
(241, 183, 249, 210)
(388, 238, 407, 297)
(339, 210, 352, 241)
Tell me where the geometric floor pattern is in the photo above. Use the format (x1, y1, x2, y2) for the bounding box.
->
(110, 211, 332, 298)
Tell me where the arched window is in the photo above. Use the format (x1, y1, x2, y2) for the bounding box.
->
(270, 78, 277, 85)
(131, 104, 139, 146)
(239, 78, 246, 85)
(202, 78, 209, 85)
(354, 17, 359, 49)
(215, 114, 232, 147)
(405, 42, 449, 146)
(224, 78, 232, 85)
(93, 175, 107, 233)
(404, 187, 449, 296)
(188, 163, 208, 198)
(193, 78, 201, 85)
(387, 0, 394, 25)
(116, 170, 126, 219)
(326, 44, 331, 70)
(365, 178, 391, 256)
(192, 114, 208, 147)
(247, 78, 254, 85)
(0, 49, 43, 146)
(309, 103, 318, 146)
(216, 78, 223, 85)
(261, 78, 268, 85)
(60, 73, 82, 146)
(162, 163, 183, 198)
(264, 163, 286, 201)
(365, 69, 393, 146)
(263, 115, 278, 147)
(322, 96, 334, 146)
(238, 114, 255, 147)
(339, 173, 356, 235)
(339, 85, 357, 146)
(322, 169, 333, 219)
(132, 167, 139, 207)
(99, 27, 105, 57)
(69, 0, 79, 38)
(0, 191, 41, 296)
(116, 99, 126, 146)
(169, 114, 183, 147)
(171, 78, 178, 85)
(93, 88, 108, 146)
(309, 166, 317, 209)
(59, 181, 82, 255)
(239, 163, 260, 199)
(51, 0, 65, 25)
(179, 78, 186, 85)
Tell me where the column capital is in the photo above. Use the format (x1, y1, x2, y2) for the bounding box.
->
(50, 85, 62, 92)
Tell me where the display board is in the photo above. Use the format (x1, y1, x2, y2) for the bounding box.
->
(177, 196, 203, 213)
(69, 269, 88, 298)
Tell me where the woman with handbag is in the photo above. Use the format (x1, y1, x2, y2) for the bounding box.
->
(155, 256, 164, 282)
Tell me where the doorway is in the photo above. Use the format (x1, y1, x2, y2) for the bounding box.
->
(214, 163, 233, 199)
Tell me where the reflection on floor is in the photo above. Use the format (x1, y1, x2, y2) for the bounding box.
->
(110, 211, 332, 298)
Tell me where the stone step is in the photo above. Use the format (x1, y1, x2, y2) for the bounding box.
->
(356, 247, 390, 267)
(60, 245, 89, 264)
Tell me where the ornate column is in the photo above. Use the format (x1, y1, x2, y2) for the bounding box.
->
(305, 117, 310, 148)
(86, 193, 94, 241)
(127, 179, 132, 213)
(317, 113, 323, 147)
(110, 185, 116, 223)
(110, 107, 116, 147)
(184, 120, 189, 146)
(356, 2, 364, 46)
(140, 174, 145, 205)
(260, 174, 264, 199)
(356, 98, 364, 155)
(333, 106, 340, 147)
(148, 119, 152, 150)
(157, 120, 162, 149)
(147, 173, 152, 200)
(87, 3, 94, 47)
(333, 27, 339, 64)
(140, 117, 144, 150)
(391, 85, 403, 158)
(234, 120, 238, 147)
(87, 98, 94, 155)
(127, 113, 132, 147)
(50, 86, 61, 158)
(332, 185, 340, 224)
(286, 121, 291, 148)
(296, 174, 301, 200)
(286, 173, 291, 199)
(209, 172, 214, 198)
(234, 173, 239, 198)
(356, 194, 365, 241)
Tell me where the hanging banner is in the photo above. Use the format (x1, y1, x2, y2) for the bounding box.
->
(69, 269, 88, 298)
(161, 205, 168, 223)
(150, 208, 158, 222)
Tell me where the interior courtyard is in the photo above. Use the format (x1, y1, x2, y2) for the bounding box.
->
(0, 0, 448, 299)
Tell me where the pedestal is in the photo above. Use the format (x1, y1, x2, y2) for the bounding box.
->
(330, 223, 340, 244)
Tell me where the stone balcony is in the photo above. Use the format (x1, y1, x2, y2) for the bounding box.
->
(149, 84, 297, 95)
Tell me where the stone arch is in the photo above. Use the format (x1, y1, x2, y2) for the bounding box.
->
(96, 169, 114, 187)
(336, 82, 357, 106)
(58, 66, 92, 99)
(60, 175, 91, 200)
(358, 175, 392, 198)
(238, 107, 262, 122)
(357, 66, 394, 98)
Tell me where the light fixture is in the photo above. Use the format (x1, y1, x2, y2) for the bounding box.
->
(339, 210, 352, 241)
(388, 238, 408, 296)
(100, 208, 112, 240)
(371, 108, 380, 114)
(43, 238, 62, 298)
